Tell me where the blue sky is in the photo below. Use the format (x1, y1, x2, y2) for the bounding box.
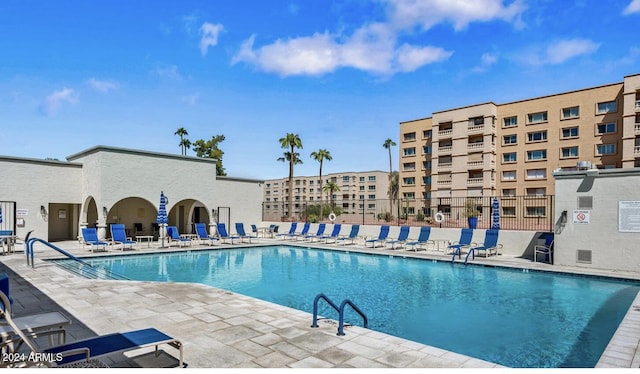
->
(2, 0, 640, 180)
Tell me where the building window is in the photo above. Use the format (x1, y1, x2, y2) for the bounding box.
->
(359, 177, 365, 182)
(403, 177, 415, 185)
(596, 122, 616, 134)
(403, 162, 416, 171)
(526, 187, 546, 196)
(403, 132, 416, 141)
(561, 146, 579, 158)
(503, 207, 516, 216)
(527, 130, 547, 142)
(502, 170, 516, 181)
(596, 143, 616, 155)
(342, 176, 349, 182)
(503, 134, 517, 145)
(561, 106, 579, 119)
(423, 145, 432, 154)
(503, 116, 517, 127)
(526, 168, 546, 179)
(502, 188, 516, 196)
(469, 116, 484, 126)
(403, 192, 415, 199)
(368, 195, 376, 200)
(526, 206, 546, 217)
(561, 127, 579, 139)
(597, 101, 617, 114)
(423, 176, 432, 184)
(368, 176, 376, 181)
(359, 186, 365, 191)
(403, 147, 416, 156)
(423, 130, 432, 138)
(368, 203, 376, 209)
(527, 111, 548, 124)
(359, 195, 365, 200)
(368, 185, 376, 190)
(527, 150, 547, 161)
(502, 152, 517, 163)
(423, 161, 432, 169)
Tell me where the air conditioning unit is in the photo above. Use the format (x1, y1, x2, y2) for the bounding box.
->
(577, 161, 592, 170)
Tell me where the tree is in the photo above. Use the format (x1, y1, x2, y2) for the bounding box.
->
(387, 171, 399, 221)
(383, 138, 397, 217)
(322, 181, 340, 213)
(175, 127, 189, 155)
(310, 149, 332, 203)
(193, 135, 226, 176)
(179, 138, 191, 156)
(279, 133, 303, 219)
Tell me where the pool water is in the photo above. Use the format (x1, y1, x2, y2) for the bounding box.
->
(57, 245, 640, 368)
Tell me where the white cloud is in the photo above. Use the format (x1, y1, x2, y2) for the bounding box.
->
(471, 52, 498, 73)
(543, 39, 600, 64)
(395, 44, 453, 72)
(623, 0, 640, 14)
(384, 0, 526, 31)
(86, 78, 119, 93)
(152, 65, 186, 81)
(181, 93, 199, 106)
(40, 87, 78, 116)
(199, 22, 224, 56)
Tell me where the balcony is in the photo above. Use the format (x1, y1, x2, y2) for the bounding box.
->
(439, 162, 452, 170)
(467, 142, 484, 152)
(438, 145, 453, 154)
(467, 160, 483, 167)
(467, 177, 483, 185)
(438, 129, 453, 137)
(437, 179, 452, 185)
(635, 124, 640, 134)
(636, 100, 640, 110)
(468, 124, 484, 133)
(635, 145, 640, 156)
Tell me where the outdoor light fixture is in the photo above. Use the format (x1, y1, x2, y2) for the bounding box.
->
(40, 205, 47, 217)
(560, 210, 568, 224)
(103, 206, 108, 217)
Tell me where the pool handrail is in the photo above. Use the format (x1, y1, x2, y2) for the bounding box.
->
(311, 293, 368, 336)
(26, 237, 92, 269)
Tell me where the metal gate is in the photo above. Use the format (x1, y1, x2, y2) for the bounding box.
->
(216, 206, 231, 231)
(0, 201, 16, 233)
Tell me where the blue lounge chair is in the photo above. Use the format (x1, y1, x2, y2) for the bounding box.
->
(0, 273, 13, 308)
(465, 229, 501, 264)
(305, 223, 326, 242)
(336, 224, 359, 245)
(166, 226, 192, 247)
(387, 226, 410, 249)
(406, 226, 432, 252)
(81, 228, 108, 252)
(217, 223, 239, 244)
(365, 225, 390, 248)
(275, 222, 297, 240)
(194, 223, 218, 245)
(267, 224, 278, 238)
(321, 224, 342, 244)
(109, 224, 136, 250)
(292, 222, 311, 241)
(534, 233, 554, 264)
(449, 228, 474, 262)
(0, 291, 184, 368)
(235, 223, 256, 243)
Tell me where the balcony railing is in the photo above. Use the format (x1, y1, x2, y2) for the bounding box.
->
(437, 179, 452, 185)
(438, 129, 453, 137)
(635, 124, 640, 133)
(438, 162, 452, 169)
(438, 146, 453, 153)
(467, 160, 483, 167)
(467, 142, 484, 151)
(468, 124, 484, 133)
(635, 145, 640, 155)
(635, 100, 640, 110)
(467, 177, 483, 185)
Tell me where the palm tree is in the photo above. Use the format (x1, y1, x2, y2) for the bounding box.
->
(279, 133, 303, 219)
(175, 127, 189, 155)
(388, 171, 399, 219)
(277, 149, 303, 219)
(322, 181, 340, 215)
(383, 138, 397, 217)
(310, 149, 332, 203)
(179, 138, 191, 156)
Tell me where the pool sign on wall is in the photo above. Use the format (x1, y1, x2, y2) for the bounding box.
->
(572, 210, 590, 224)
(618, 201, 640, 233)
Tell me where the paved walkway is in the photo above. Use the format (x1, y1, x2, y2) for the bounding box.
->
(1, 237, 639, 368)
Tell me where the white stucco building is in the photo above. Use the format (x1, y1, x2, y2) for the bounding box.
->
(0, 145, 263, 242)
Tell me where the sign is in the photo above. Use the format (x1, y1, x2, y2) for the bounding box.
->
(573, 210, 590, 224)
(619, 201, 640, 233)
(16, 209, 28, 217)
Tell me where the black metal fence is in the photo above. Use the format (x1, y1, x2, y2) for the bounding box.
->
(262, 195, 554, 232)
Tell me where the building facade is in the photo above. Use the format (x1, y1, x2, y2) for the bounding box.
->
(262, 171, 390, 222)
(399, 73, 640, 224)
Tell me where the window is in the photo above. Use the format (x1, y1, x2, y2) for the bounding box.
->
(596, 122, 616, 134)
(526, 169, 546, 179)
(561, 146, 579, 158)
(526, 187, 546, 196)
(368, 176, 376, 181)
(503, 116, 517, 127)
(368, 195, 376, 200)
(597, 101, 617, 114)
(502, 170, 516, 181)
(342, 176, 349, 182)
(423, 161, 432, 169)
(368, 185, 376, 190)
(403, 147, 416, 156)
(423, 145, 432, 154)
(562, 106, 579, 119)
(403, 177, 415, 185)
(527, 150, 547, 161)
(403, 132, 416, 141)
(359, 177, 365, 182)
(527, 111, 548, 124)
(403, 192, 415, 199)
(561, 127, 579, 138)
(502, 188, 516, 196)
(503, 134, 517, 145)
(596, 143, 616, 155)
(469, 116, 484, 126)
(527, 130, 547, 142)
(503, 207, 516, 216)
(359, 195, 364, 200)
(502, 152, 517, 163)
(526, 207, 546, 216)
(423, 130, 432, 138)
(423, 176, 432, 184)
(403, 162, 416, 171)
(359, 186, 365, 191)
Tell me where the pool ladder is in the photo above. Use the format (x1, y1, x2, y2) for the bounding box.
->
(311, 293, 368, 336)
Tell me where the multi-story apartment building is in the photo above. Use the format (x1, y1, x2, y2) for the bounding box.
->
(399, 73, 640, 223)
(263, 171, 389, 221)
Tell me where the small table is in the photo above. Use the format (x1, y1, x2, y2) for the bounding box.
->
(135, 236, 154, 248)
(0, 311, 71, 350)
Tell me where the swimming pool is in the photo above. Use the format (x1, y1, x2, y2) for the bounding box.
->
(53, 245, 640, 368)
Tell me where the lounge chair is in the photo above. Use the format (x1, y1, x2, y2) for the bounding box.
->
(304, 223, 325, 242)
(275, 222, 297, 240)
(109, 224, 136, 250)
(166, 226, 192, 247)
(235, 223, 256, 243)
(406, 226, 432, 252)
(336, 224, 359, 245)
(250, 224, 259, 238)
(321, 224, 342, 244)
(194, 223, 218, 245)
(448, 228, 474, 261)
(216, 223, 239, 244)
(365, 225, 390, 248)
(292, 222, 311, 241)
(386, 226, 410, 250)
(533, 233, 554, 264)
(0, 272, 13, 307)
(465, 229, 501, 264)
(267, 224, 278, 238)
(80, 228, 108, 252)
(0, 291, 183, 368)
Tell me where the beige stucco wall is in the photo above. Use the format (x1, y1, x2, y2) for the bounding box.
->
(554, 168, 640, 273)
(215, 176, 264, 229)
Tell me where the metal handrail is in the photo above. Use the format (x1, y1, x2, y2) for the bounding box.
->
(26, 237, 92, 269)
(311, 293, 368, 336)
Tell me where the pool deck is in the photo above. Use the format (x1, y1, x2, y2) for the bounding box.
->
(1, 236, 640, 368)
